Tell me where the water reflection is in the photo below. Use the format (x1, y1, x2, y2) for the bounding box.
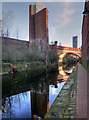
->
(2, 91, 31, 118)
(2, 64, 75, 119)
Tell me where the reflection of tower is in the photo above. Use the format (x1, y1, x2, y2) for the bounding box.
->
(30, 83, 49, 119)
(58, 66, 69, 81)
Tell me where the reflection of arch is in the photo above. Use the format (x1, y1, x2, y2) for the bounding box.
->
(58, 51, 81, 63)
(58, 66, 69, 82)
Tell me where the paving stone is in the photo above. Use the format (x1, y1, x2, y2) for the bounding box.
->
(70, 115, 75, 118)
(63, 115, 70, 118)
(63, 84, 71, 90)
(60, 90, 70, 95)
(59, 92, 69, 96)
(70, 110, 76, 115)
(64, 109, 70, 115)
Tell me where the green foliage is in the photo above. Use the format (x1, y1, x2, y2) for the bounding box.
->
(24, 43, 45, 62)
(48, 49, 58, 64)
(2, 41, 46, 63)
(2, 43, 26, 63)
(82, 60, 89, 72)
(2, 41, 58, 65)
(63, 54, 78, 65)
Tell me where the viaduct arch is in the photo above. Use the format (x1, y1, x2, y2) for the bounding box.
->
(58, 51, 81, 63)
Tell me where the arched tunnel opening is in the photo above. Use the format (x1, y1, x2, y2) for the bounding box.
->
(61, 53, 81, 74)
(63, 53, 81, 64)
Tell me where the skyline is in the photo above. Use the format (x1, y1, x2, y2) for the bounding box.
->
(1, 2, 85, 48)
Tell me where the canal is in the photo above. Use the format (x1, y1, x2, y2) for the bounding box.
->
(2, 64, 75, 119)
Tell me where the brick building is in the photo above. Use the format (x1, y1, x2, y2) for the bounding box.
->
(2, 2, 49, 57)
(29, 2, 49, 52)
(82, 1, 89, 61)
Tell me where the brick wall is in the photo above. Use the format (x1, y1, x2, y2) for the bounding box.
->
(34, 8, 49, 52)
(29, 5, 49, 53)
(2, 37, 29, 48)
(82, 1, 89, 60)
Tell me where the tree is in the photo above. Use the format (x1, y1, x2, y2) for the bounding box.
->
(48, 49, 58, 64)
(2, 10, 14, 37)
(0, 19, 3, 36)
(16, 28, 19, 39)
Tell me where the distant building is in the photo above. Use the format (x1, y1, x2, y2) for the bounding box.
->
(73, 36, 78, 48)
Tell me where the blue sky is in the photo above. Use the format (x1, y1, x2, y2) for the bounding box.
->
(2, 2, 84, 47)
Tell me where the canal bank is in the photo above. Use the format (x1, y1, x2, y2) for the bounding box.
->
(44, 65, 77, 119)
(44, 63, 89, 119)
(2, 61, 58, 75)
(81, 60, 89, 73)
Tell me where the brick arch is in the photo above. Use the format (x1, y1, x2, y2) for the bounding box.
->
(58, 51, 81, 63)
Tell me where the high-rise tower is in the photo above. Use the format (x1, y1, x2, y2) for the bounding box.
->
(72, 36, 78, 48)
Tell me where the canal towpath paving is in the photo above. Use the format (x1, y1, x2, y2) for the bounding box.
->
(76, 63, 89, 119)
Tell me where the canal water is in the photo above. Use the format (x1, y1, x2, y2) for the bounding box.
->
(2, 64, 75, 119)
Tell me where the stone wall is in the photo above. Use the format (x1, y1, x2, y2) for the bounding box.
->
(1, 37, 29, 48)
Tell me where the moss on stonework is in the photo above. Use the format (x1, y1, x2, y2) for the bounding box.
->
(82, 60, 89, 73)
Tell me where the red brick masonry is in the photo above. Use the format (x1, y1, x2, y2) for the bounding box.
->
(76, 64, 88, 119)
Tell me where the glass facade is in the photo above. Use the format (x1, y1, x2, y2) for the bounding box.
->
(73, 36, 78, 48)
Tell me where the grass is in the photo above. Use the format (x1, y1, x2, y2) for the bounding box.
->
(81, 60, 89, 73)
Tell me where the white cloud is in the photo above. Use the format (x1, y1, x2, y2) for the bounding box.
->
(52, 88, 58, 95)
(58, 8, 75, 28)
(51, 26, 56, 36)
(51, 2, 75, 37)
